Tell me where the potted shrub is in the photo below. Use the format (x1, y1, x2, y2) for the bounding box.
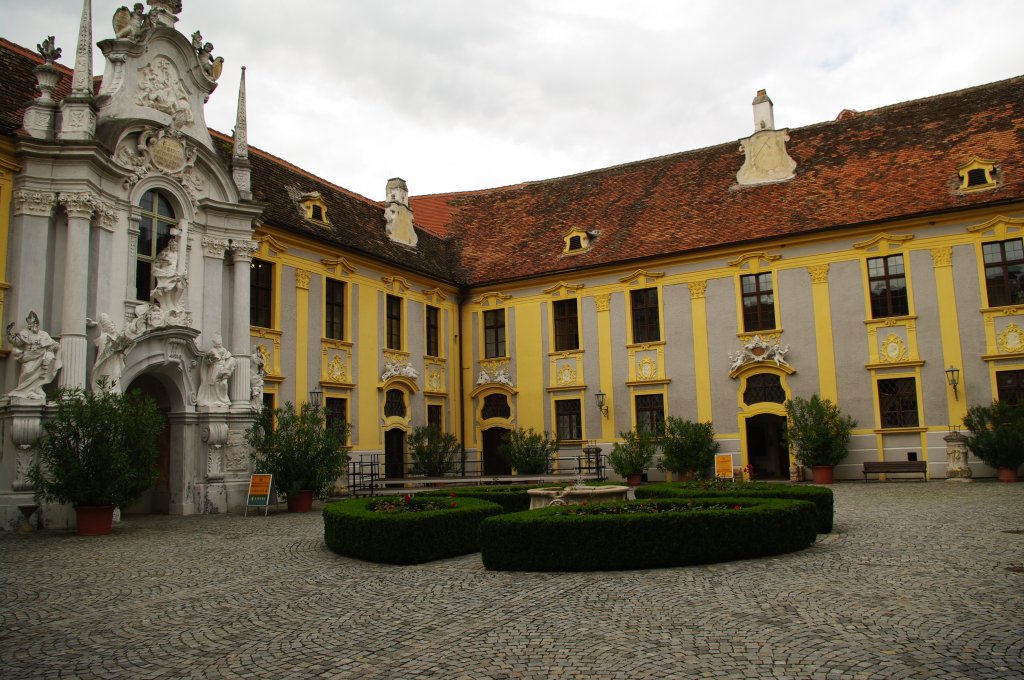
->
(658, 417, 719, 481)
(246, 401, 350, 511)
(608, 426, 658, 486)
(962, 400, 1024, 482)
(28, 386, 164, 535)
(500, 427, 556, 475)
(408, 425, 461, 477)
(784, 395, 856, 484)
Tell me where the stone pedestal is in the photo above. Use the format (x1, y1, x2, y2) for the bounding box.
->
(944, 431, 973, 481)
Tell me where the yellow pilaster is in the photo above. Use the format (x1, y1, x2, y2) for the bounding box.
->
(358, 285, 381, 449)
(931, 246, 967, 424)
(688, 281, 712, 422)
(294, 269, 310, 402)
(515, 301, 544, 428)
(808, 264, 838, 401)
(594, 293, 615, 439)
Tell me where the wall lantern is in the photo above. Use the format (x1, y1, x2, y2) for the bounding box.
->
(944, 366, 960, 401)
(595, 390, 609, 418)
(309, 387, 323, 408)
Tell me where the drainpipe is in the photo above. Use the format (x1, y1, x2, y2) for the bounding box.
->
(457, 291, 467, 477)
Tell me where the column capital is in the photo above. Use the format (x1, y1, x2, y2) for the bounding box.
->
(202, 236, 230, 258)
(931, 246, 953, 268)
(807, 263, 830, 284)
(58, 191, 98, 220)
(229, 239, 259, 263)
(687, 280, 708, 299)
(14, 190, 57, 217)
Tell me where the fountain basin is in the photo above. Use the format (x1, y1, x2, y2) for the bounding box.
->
(527, 485, 629, 510)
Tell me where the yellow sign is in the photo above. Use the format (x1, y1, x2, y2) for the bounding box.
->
(247, 474, 273, 506)
(715, 454, 734, 479)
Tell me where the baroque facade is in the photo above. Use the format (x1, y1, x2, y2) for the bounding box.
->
(2, 2, 1024, 528)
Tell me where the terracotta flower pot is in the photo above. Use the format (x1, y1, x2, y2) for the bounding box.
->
(287, 489, 315, 512)
(811, 465, 835, 484)
(997, 467, 1019, 483)
(75, 505, 115, 536)
(626, 473, 643, 487)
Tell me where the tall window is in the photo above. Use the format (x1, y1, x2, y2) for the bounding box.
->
(630, 288, 660, 343)
(983, 239, 1024, 307)
(743, 373, 786, 405)
(250, 259, 274, 328)
(867, 255, 909, 318)
(553, 299, 579, 351)
(741, 273, 776, 332)
(325, 279, 345, 340)
(996, 370, 1024, 406)
(635, 394, 665, 434)
(426, 305, 440, 357)
(325, 397, 347, 434)
(386, 295, 402, 350)
(427, 404, 443, 431)
(135, 190, 176, 301)
(484, 309, 506, 358)
(384, 389, 406, 418)
(481, 394, 511, 419)
(555, 399, 582, 441)
(878, 378, 919, 428)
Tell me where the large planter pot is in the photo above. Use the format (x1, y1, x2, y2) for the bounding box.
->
(626, 473, 643, 487)
(287, 490, 315, 512)
(811, 465, 835, 485)
(997, 467, 1019, 483)
(75, 505, 115, 536)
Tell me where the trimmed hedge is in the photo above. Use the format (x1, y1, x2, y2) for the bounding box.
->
(323, 496, 503, 564)
(479, 497, 819, 571)
(636, 482, 834, 533)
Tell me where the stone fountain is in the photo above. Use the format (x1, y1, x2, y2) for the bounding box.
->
(526, 473, 629, 510)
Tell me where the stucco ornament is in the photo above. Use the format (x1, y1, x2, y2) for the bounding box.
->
(86, 313, 135, 392)
(476, 366, 514, 387)
(197, 334, 235, 407)
(135, 56, 194, 127)
(729, 335, 790, 372)
(114, 127, 204, 206)
(6, 311, 62, 400)
(249, 346, 265, 410)
(381, 358, 418, 382)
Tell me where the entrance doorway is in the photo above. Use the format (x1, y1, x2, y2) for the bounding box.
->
(384, 428, 405, 479)
(745, 414, 788, 480)
(481, 427, 511, 475)
(123, 374, 171, 514)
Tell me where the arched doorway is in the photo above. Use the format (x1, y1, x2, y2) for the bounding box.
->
(745, 413, 788, 479)
(384, 428, 406, 479)
(122, 374, 171, 514)
(481, 427, 511, 475)
(737, 370, 792, 480)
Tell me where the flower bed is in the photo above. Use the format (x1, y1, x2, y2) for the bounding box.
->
(419, 484, 557, 512)
(323, 495, 503, 564)
(479, 497, 819, 571)
(636, 481, 835, 533)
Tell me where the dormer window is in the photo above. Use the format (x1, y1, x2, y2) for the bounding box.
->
(562, 228, 594, 255)
(311, 204, 324, 221)
(299, 191, 330, 224)
(958, 157, 998, 193)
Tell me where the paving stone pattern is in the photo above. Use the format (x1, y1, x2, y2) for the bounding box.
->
(1, 483, 1022, 679)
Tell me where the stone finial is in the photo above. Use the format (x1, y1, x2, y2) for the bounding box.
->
(58, 0, 97, 142)
(383, 178, 417, 247)
(25, 39, 63, 138)
(37, 36, 61, 63)
(752, 89, 774, 131)
(232, 66, 252, 200)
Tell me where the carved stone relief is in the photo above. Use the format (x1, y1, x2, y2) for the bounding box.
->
(879, 333, 908, 363)
(476, 360, 513, 387)
(225, 430, 248, 471)
(729, 335, 790, 373)
(114, 127, 204, 206)
(135, 56, 194, 127)
(736, 130, 797, 186)
(13, 190, 57, 217)
(998, 322, 1024, 353)
(327, 355, 346, 383)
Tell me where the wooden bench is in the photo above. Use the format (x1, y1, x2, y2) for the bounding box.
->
(862, 460, 928, 481)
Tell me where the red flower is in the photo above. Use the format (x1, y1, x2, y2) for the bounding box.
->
(403, 494, 412, 504)
(449, 492, 457, 497)
(450, 501, 457, 508)
(581, 501, 588, 506)
(733, 504, 742, 510)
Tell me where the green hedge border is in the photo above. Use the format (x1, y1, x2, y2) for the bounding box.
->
(479, 497, 819, 571)
(636, 482, 834, 533)
(323, 496, 503, 564)
(419, 484, 554, 512)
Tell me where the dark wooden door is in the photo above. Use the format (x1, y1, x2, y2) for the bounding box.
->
(482, 427, 511, 475)
(384, 428, 405, 479)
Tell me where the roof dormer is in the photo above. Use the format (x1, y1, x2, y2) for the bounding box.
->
(562, 227, 595, 255)
(300, 191, 330, 224)
(957, 157, 998, 193)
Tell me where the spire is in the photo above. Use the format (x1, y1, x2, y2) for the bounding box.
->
(58, 0, 96, 141)
(231, 66, 252, 200)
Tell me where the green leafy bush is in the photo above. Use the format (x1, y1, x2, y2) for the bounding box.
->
(962, 400, 1024, 470)
(30, 388, 164, 508)
(479, 497, 818, 571)
(785, 395, 856, 467)
(637, 481, 834, 533)
(246, 401, 349, 499)
(658, 418, 719, 478)
(323, 496, 503, 564)
(500, 427, 556, 474)
(607, 427, 658, 477)
(408, 426, 461, 476)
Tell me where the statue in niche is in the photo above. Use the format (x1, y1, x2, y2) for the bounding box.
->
(150, 233, 188, 319)
(86, 313, 134, 392)
(6, 310, 62, 400)
(112, 4, 146, 40)
(197, 334, 235, 407)
(250, 347, 265, 411)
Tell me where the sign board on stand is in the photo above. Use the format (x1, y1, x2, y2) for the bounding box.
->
(714, 454, 735, 480)
(245, 474, 273, 516)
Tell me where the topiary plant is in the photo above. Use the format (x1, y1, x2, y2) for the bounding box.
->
(784, 395, 856, 468)
(658, 417, 719, 479)
(607, 427, 658, 478)
(408, 425, 461, 476)
(962, 400, 1024, 471)
(499, 427, 557, 474)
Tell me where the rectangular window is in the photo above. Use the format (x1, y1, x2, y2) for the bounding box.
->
(996, 370, 1024, 406)
(325, 397, 347, 434)
(426, 305, 440, 357)
(427, 404, 443, 431)
(983, 239, 1024, 307)
(741, 272, 776, 332)
(867, 255, 909, 318)
(630, 288, 660, 343)
(325, 279, 345, 340)
(878, 378, 919, 428)
(386, 295, 402, 350)
(634, 394, 665, 434)
(484, 309, 506, 358)
(555, 399, 582, 441)
(250, 259, 274, 328)
(553, 299, 580, 351)
(261, 391, 275, 413)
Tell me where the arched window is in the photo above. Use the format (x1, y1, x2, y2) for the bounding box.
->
(743, 373, 786, 405)
(136, 190, 176, 301)
(384, 389, 406, 418)
(481, 393, 511, 419)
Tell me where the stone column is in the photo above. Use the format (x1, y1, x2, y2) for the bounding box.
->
(228, 240, 258, 405)
(201, 236, 228, 344)
(57, 192, 95, 390)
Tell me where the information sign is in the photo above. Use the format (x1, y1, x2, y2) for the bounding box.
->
(245, 474, 273, 516)
(714, 454, 735, 480)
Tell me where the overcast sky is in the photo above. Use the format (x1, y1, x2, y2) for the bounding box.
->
(6, 1, 1024, 200)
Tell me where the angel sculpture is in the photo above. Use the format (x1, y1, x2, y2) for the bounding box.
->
(113, 4, 146, 40)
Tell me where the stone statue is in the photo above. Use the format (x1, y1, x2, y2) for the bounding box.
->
(6, 310, 62, 400)
(37, 36, 61, 63)
(197, 334, 235, 407)
(250, 347, 265, 410)
(150, 235, 188, 318)
(86, 313, 134, 392)
(113, 4, 146, 40)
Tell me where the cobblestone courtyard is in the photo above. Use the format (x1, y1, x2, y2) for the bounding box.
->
(1, 482, 1022, 679)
